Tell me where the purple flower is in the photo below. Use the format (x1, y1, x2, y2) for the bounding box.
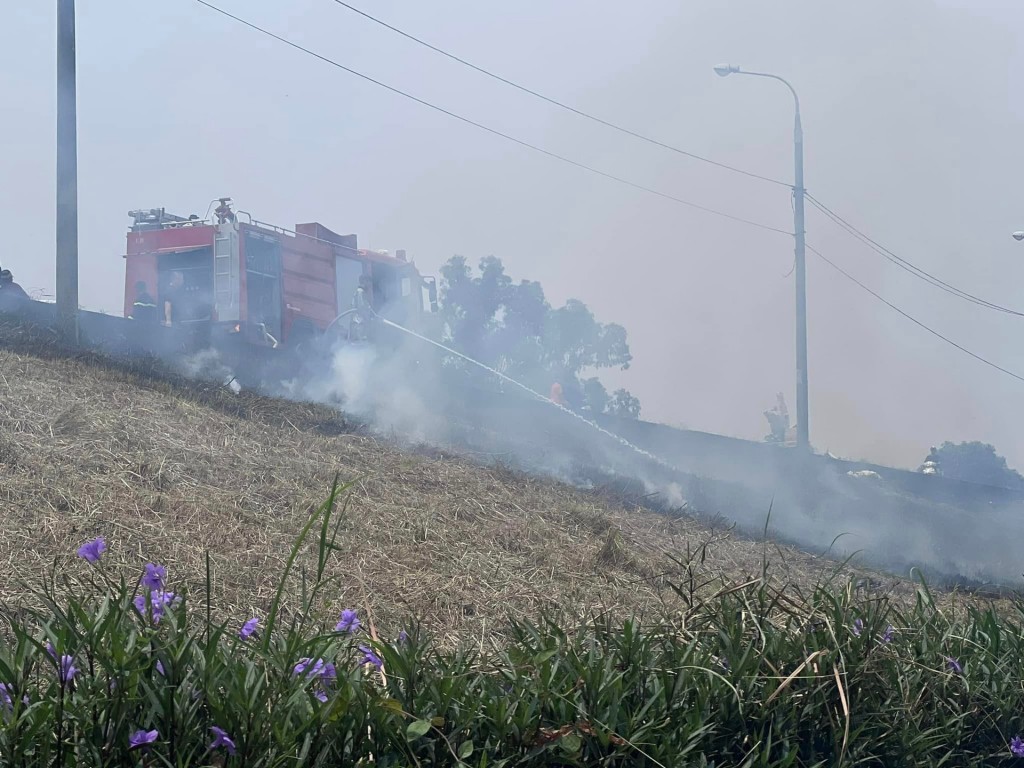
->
(209, 726, 237, 755)
(716, 656, 730, 671)
(314, 662, 337, 701)
(359, 645, 383, 669)
(44, 644, 77, 685)
(398, 629, 409, 645)
(946, 656, 963, 674)
(59, 655, 76, 685)
(852, 618, 864, 637)
(239, 617, 259, 639)
(1011, 736, 1024, 757)
(881, 625, 895, 643)
(0, 685, 26, 716)
(335, 609, 361, 634)
(76, 538, 106, 563)
(155, 660, 165, 677)
(142, 563, 166, 591)
(133, 593, 149, 618)
(293, 657, 329, 679)
(133, 590, 179, 624)
(294, 657, 336, 701)
(129, 729, 159, 750)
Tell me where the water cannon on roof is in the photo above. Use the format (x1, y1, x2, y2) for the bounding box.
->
(128, 208, 201, 231)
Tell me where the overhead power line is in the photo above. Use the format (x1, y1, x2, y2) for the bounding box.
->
(328, 2, 1024, 320)
(195, 2, 1023, 390)
(194, 1, 791, 236)
(807, 193, 1024, 317)
(326, 0, 1024, 326)
(807, 243, 1024, 385)
(325, 0, 793, 189)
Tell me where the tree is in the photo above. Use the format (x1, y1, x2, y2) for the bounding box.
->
(607, 388, 642, 419)
(439, 256, 640, 416)
(922, 441, 1024, 489)
(582, 377, 609, 416)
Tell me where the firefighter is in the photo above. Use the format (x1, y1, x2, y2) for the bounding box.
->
(129, 281, 158, 324)
(350, 275, 373, 341)
(0, 267, 29, 311)
(550, 381, 566, 407)
(162, 271, 185, 326)
(763, 392, 790, 443)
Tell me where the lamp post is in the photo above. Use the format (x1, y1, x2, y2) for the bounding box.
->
(57, 0, 79, 342)
(715, 64, 808, 450)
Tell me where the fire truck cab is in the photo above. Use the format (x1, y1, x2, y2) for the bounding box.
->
(122, 198, 438, 351)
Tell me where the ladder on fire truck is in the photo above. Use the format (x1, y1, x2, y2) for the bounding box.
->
(213, 228, 237, 318)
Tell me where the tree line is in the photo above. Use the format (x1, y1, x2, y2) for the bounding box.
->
(439, 255, 641, 419)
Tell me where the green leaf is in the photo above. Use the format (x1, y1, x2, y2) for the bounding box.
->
(533, 649, 558, 664)
(458, 740, 474, 760)
(407, 719, 432, 740)
(559, 733, 583, 754)
(380, 697, 404, 713)
(431, 716, 446, 728)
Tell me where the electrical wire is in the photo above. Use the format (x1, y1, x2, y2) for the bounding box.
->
(195, 3, 1024, 388)
(331, 0, 1024, 322)
(807, 193, 1024, 317)
(194, 0, 792, 236)
(326, 0, 792, 189)
(328, 0, 1024, 318)
(807, 243, 1024, 384)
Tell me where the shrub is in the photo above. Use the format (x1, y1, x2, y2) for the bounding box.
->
(2, 483, 1024, 766)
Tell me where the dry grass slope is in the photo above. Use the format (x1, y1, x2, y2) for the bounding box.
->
(0, 346, 896, 643)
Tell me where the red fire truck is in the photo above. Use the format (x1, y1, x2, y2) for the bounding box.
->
(122, 197, 438, 353)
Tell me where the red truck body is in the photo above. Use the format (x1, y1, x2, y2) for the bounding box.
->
(122, 199, 434, 348)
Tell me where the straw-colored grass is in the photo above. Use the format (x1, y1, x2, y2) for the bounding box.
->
(0, 344, 912, 643)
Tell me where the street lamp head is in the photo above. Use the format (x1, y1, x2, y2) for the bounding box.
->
(1013, 231, 1024, 241)
(714, 64, 740, 77)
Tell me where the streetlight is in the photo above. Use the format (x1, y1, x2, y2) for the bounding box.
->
(714, 64, 809, 451)
(57, 0, 79, 342)
(1012, 231, 1024, 242)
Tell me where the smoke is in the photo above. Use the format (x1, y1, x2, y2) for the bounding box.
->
(280, 335, 444, 444)
(274, 323, 1024, 590)
(276, 323, 1014, 588)
(43, 308, 1021, 591)
(601, 421, 1024, 587)
(177, 349, 239, 393)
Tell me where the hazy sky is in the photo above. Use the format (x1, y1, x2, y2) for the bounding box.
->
(3, 0, 1024, 470)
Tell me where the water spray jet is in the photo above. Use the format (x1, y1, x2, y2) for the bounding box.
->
(377, 317, 680, 474)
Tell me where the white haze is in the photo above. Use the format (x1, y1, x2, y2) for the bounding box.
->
(255, 326, 1023, 586)
(2, 4, 1024, 466)
(280, 340, 444, 444)
(2, 1, 1024, 589)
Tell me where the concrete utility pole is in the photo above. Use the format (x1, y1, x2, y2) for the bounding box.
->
(56, 0, 79, 342)
(714, 64, 809, 450)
